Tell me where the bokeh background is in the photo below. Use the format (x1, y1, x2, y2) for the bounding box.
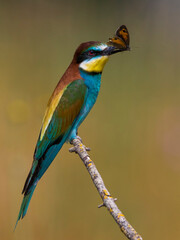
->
(1, 0, 180, 239)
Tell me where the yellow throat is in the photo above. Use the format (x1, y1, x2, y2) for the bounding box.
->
(79, 56, 109, 73)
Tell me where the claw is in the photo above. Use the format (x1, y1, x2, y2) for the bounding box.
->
(69, 136, 90, 153)
(70, 136, 82, 145)
(76, 136, 82, 142)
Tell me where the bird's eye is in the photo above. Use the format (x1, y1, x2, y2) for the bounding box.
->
(88, 50, 95, 56)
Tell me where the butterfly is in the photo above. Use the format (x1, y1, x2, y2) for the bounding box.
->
(107, 25, 130, 51)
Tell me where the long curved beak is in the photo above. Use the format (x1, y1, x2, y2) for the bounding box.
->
(103, 45, 130, 56)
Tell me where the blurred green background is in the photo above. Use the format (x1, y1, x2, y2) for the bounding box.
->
(1, 0, 180, 239)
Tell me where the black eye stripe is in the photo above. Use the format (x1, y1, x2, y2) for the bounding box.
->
(77, 50, 101, 63)
(87, 50, 101, 56)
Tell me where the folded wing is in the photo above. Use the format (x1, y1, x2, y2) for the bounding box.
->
(22, 79, 87, 195)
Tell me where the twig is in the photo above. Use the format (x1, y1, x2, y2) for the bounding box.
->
(69, 137, 143, 240)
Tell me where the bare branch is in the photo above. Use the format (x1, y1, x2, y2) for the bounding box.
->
(69, 137, 143, 240)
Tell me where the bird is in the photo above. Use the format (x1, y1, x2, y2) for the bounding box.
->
(15, 27, 130, 229)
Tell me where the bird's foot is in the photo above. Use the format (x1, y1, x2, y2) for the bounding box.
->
(69, 136, 91, 153)
(69, 136, 82, 145)
(76, 135, 82, 142)
(69, 146, 91, 153)
(76, 136, 91, 151)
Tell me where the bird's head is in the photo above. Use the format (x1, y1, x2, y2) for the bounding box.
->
(73, 41, 126, 74)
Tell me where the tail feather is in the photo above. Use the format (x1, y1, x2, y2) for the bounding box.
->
(14, 136, 67, 231)
(22, 160, 38, 194)
(14, 186, 36, 231)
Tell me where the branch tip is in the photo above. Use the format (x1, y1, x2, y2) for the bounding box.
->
(98, 203, 105, 208)
(69, 147, 77, 153)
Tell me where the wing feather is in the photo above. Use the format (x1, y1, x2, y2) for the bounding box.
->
(22, 79, 87, 194)
(34, 79, 87, 160)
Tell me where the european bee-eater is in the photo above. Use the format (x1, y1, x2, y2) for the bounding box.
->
(16, 26, 130, 228)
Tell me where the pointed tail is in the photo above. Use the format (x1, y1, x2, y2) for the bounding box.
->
(14, 186, 36, 231)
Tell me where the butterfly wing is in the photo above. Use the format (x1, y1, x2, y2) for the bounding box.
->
(107, 25, 130, 50)
(116, 25, 130, 46)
